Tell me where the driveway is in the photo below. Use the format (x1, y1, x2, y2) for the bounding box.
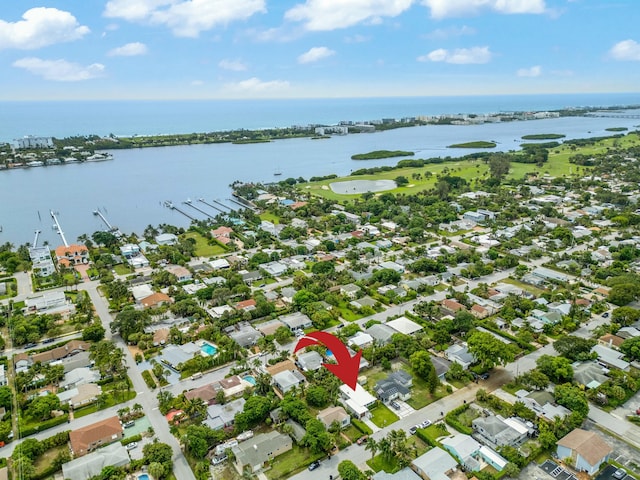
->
(391, 399, 416, 419)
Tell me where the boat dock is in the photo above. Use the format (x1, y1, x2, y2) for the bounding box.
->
(164, 201, 196, 221)
(227, 196, 258, 213)
(50, 210, 69, 247)
(212, 199, 234, 212)
(198, 198, 228, 214)
(93, 208, 123, 237)
(184, 199, 215, 219)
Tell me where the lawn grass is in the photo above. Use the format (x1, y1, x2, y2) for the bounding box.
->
(336, 301, 363, 321)
(418, 423, 450, 443)
(259, 212, 281, 224)
(300, 133, 640, 203)
(33, 444, 67, 477)
(73, 387, 136, 418)
(500, 277, 547, 297)
(265, 444, 325, 480)
(369, 404, 399, 428)
(367, 453, 399, 473)
(343, 425, 362, 443)
(363, 366, 390, 391)
(406, 371, 449, 410)
(181, 231, 227, 257)
(113, 264, 133, 275)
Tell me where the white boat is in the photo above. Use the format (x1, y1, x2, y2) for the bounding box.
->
(85, 153, 114, 162)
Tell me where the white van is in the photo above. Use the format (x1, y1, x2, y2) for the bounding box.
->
(190, 372, 203, 380)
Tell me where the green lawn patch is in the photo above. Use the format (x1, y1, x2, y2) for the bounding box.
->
(406, 371, 449, 410)
(367, 454, 400, 473)
(448, 141, 496, 148)
(181, 231, 227, 257)
(113, 264, 133, 275)
(343, 425, 361, 443)
(259, 212, 281, 224)
(336, 302, 363, 321)
(265, 444, 325, 480)
(73, 386, 136, 418)
(369, 404, 399, 428)
(521, 133, 566, 140)
(33, 444, 68, 478)
(500, 277, 547, 297)
(352, 150, 414, 160)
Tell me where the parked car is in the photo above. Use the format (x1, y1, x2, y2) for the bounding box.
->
(480, 373, 490, 380)
(24, 343, 37, 349)
(636, 407, 640, 415)
(602, 312, 610, 318)
(126, 442, 138, 450)
(308, 461, 320, 471)
(42, 338, 55, 344)
(390, 401, 401, 410)
(357, 435, 368, 445)
(211, 455, 228, 465)
(421, 420, 432, 428)
(123, 420, 135, 428)
(409, 426, 418, 435)
(613, 468, 626, 479)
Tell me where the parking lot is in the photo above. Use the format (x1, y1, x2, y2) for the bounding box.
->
(595, 465, 634, 480)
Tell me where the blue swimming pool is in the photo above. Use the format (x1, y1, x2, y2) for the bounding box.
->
(243, 375, 256, 385)
(201, 342, 217, 356)
(138, 475, 150, 480)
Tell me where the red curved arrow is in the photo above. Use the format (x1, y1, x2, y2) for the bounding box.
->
(294, 331, 362, 390)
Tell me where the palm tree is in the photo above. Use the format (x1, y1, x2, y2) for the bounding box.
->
(365, 438, 379, 459)
(378, 437, 392, 462)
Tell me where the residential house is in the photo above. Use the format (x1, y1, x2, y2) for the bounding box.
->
(295, 351, 324, 372)
(184, 384, 218, 405)
(204, 398, 246, 430)
(279, 312, 312, 331)
(235, 299, 257, 312)
(317, 406, 350, 430)
(57, 384, 102, 409)
(25, 291, 69, 313)
(14, 340, 90, 372)
(69, 416, 124, 457)
(155, 233, 178, 246)
(431, 356, 452, 380)
(219, 376, 250, 398)
(445, 343, 474, 370)
(573, 362, 610, 390)
(211, 226, 234, 245)
(55, 244, 89, 266)
(441, 434, 482, 471)
(366, 324, 396, 345)
(339, 384, 376, 419)
(280, 287, 297, 304)
(59, 367, 100, 390)
(411, 447, 457, 480)
(140, 292, 173, 309)
(386, 317, 423, 335)
(229, 323, 262, 348)
(515, 390, 570, 421)
(349, 332, 374, 349)
(273, 369, 306, 394)
(556, 429, 613, 475)
(472, 415, 529, 447)
(62, 443, 129, 480)
(592, 344, 630, 371)
(165, 265, 192, 282)
(441, 298, 466, 315)
(470, 304, 490, 319)
(210, 258, 230, 270)
(341, 284, 362, 299)
(374, 371, 412, 403)
(232, 431, 292, 473)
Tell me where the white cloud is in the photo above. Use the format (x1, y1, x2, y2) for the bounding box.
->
(225, 77, 290, 93)
(344, 34, 371, 43)
(285, 0, 413, 31)
(609, 39, 640, 61)
(516, 65, 541, 76)
(108, 42, 148, 57)
(418, 46, 492, 64)
(421, 0, 546, 19)
(13, 57, 105, 81)
(104, 0, 266, 37)
(298, 46, 335, 64)
(218, 59, 248, 71)
(0, 7, 89, 50)
(424, 25, 475, 39)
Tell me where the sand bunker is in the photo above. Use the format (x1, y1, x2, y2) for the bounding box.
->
(330, 179, 396, 194)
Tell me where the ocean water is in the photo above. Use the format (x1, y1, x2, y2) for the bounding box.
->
(1, 93, 640, 246)
(2, 93, 640, 141)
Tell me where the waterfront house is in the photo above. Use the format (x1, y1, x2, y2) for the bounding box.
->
(211, 226, 234, 245)
(155, 233, 177, 246)
(55, 244, 89, 266)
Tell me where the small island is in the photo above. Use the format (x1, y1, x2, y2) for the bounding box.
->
(351, 149, 415, 160)
(606, 127, 628, 132)
(447, 141, 496, 148)
(521, 133, 566, 140)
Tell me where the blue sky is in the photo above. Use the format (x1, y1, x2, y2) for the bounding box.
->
(0, 0, 639, 99)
